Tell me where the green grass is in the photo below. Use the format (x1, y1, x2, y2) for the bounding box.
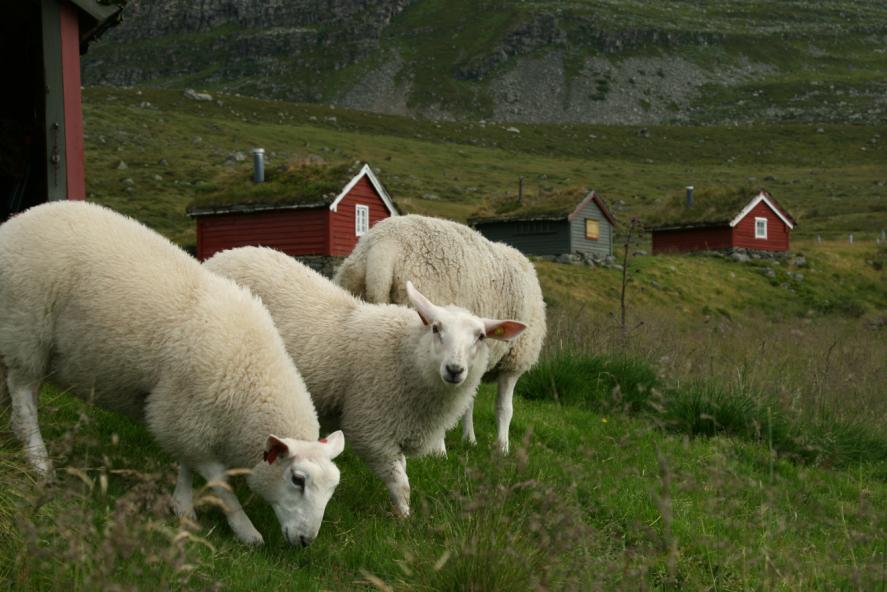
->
(3, 375, 887, 590)
(188, 160, 361, 212)
(519, 350, 887, 469)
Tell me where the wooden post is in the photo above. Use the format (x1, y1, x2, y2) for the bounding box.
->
(59, 1, 85, 200)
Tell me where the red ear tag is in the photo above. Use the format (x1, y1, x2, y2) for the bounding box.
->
(494, 327, 505, 336)
(319, 438, 328, 444)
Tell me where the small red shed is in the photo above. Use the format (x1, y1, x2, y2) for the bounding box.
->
(187, 162, 398, 263)
(650, 189, 796, 255)
(1, 0, 121, 220)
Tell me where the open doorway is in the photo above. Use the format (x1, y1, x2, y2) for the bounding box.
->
(0, 0, 49, 221)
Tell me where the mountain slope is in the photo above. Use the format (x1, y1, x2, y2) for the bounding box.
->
(82, 0, 887, 124)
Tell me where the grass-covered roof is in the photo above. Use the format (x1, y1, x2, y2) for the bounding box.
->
(470, 186, 604, 224)
(646, 187, 793, 230)
(187, 160, 362, 216)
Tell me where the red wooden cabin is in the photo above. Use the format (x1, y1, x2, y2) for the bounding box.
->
(1, 0, 121, 220)
(188, 163, 398, 261)
(650, 190, 796, 254)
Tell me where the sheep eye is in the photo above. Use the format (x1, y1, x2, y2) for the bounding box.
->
(477, 333, 485, 342)
(291, 473, 306, 490)
(432, 324, 440, 335)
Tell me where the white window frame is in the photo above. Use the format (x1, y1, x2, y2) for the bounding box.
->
(355, 204, 369, 236)
(754, 217, 768, 239)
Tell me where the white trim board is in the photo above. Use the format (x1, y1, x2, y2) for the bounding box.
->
(730, 192, 794, 229)
(329, 164, 398, 216)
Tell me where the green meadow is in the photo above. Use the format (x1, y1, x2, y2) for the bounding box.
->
(0, 86, 884, 590)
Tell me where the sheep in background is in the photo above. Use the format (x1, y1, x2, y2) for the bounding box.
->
(203, 247, 526, 517)
(0, 201, 344, 546)
(335, 214, 546, 454)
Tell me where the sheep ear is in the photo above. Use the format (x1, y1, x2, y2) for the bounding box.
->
(406, 280, 437, 326)
(483, 319, 527, 341)
(319, 431, 345, 459)
(263, 435, 291, 465)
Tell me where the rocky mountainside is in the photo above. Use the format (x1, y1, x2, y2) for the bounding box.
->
(83, 0, 887, 124)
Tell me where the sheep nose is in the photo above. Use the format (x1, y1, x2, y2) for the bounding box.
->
(300, 535, 313, 548)
(446, 364, 465, 377)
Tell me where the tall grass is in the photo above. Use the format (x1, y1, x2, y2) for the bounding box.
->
(525, 307, 887, 470)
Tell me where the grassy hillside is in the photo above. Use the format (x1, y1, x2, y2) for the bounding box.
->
(83, 86, 886, 250)
(385, 0, 887, 119)
(539, 241, 887, 319)
(83, 0, 887, 124)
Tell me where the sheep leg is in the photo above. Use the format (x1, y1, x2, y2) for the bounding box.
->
(371, 452, 410, 518)
(8, 370, 52, 477)
(461, 399, 477, 446)
(172, 463, 197, 521)
(429, 433, 447, 458)
(495, 373, 520, 455)
(196, 461, 263, 545)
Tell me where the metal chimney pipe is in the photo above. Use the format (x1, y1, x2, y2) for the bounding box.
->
(252, 148, 265, 183)
(686, 185, 694, 208)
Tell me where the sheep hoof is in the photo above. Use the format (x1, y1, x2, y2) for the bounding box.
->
(463, 435, 477, 446)
(237, 530, 265, 546)
(393, 505, 411, 519)
(495, 440, 510, 455)
(32, 458, 54, 481)
(174, 506, 198, 524)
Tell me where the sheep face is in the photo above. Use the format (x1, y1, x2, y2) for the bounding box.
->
(248, 431, 344, 546)
(406, 281, 528, 387)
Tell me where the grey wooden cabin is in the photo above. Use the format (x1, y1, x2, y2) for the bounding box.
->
(470, 190, 616, 258)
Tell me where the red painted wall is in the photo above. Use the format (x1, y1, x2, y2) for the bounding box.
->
(329, 176, 392, 256)
(196, 209, 328, 260)
(731, 201, 790, 251)
(59, 2, 85, 200)
(651, 226, 733, 254)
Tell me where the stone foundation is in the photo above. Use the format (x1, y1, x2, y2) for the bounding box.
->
(295, 255, 344, 278)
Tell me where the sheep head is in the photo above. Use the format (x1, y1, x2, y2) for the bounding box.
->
(406, 280, 527, 387)
(247, 431, 344, 547)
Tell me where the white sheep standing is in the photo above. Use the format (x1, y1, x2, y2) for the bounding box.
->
(334, 214, 546, 454)
(0, 201, 344, 546)
(203, 247, 526, 517)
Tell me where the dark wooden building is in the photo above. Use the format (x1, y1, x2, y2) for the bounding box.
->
(1, 0, 121, 220)
(187, 162, 398, 263)
(469, 189, 616, 258)
(650, 189, 796, 254)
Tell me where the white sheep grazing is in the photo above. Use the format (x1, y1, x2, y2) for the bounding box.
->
(0, 201, 344, 546)
(203, 247, 526, 517)
(334, 214, 547, 454)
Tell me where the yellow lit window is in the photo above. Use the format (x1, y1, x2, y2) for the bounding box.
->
(585, 219, 600, 240)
